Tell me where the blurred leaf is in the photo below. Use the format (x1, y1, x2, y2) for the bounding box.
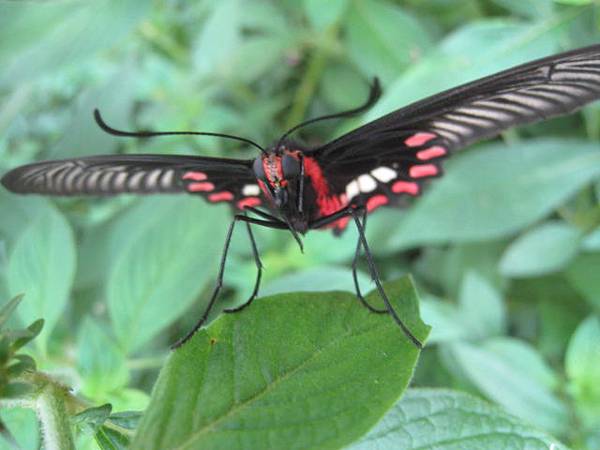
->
(492, 0, 555, 18)
(193, 0, 242, 78)
(77, 319, 129, 397)
(51, 65, 138, 159)
(389, 140, 600, 249)
(344, 0, 433, 83)
(95, 426, 130, 450)
(304, 0, 349, 30)
(0, 408, 39, 449)
(73, 404, 112, 429)
(554, 0, 593, 4)
(367, 18, 570, 119)
(6, 208, 76, 352)
(132, 279, 430, 450)
(566, 252, 600, 310)
(0, 294, 22, 329)
(450, 338, 568, 433)
(107, 197, 226, 353)
(458, 271, 506, 338)
(0, 0, 151, 87)
(1, 382, 34, 399)
(500, 221, 582, 277)
(565, 315, 600, 427)
(106, 411, 142, 430)
(261, 266, 371, 296)
(582, 226, 600, 250)
(11, 319, 44, 352)
(350, 388, 568, 450)
(419, 295, 466, 343)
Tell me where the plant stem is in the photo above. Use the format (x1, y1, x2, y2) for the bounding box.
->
(284, 26, 339, 130)
(36, 384, 75, 450)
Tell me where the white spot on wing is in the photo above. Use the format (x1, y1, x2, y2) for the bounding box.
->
(357, 174, 377, 193)
(371, 167, 396, 183)
(346, 180, 360, 200)
(243, 184, 260, 196)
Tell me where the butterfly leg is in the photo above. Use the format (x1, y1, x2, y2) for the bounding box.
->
(351, 209, 387, 314)
(223, 219, 263, 314)
(172, 214, 283, 349)
(349, 208, 423, 349)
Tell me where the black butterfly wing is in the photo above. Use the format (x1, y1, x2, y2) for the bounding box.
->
(1, 154, 265, 210)
(313, 44, 600, 215)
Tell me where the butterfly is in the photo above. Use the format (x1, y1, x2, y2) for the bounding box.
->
(3, 44, 600, 348)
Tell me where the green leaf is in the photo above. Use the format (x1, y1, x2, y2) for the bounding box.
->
(304, 0, 349, 30)
(344, 0, 433, 83)
(107, 411, 143, 430)
(7, 208, 76, 353)
(566, 315, 600, 427)
(0, 408, 39, 450)
(350, 388, 568, 449)
(0, 294, 23, 329)
(261, 266, 371, 297)
(458, 271, 506, 338)
(107, 197, 227, 353)
(450, 338, 568, 433)
(554, 0, 593, 4)
(73, 404, 112, 429)
(95, 426, 130, 450)
(566, 252, 600, 310)
(1, 381, 34, 399)
(77, 319, 129, 397)
(491, 0, 555, 18)
(132, 278, 429, 450)
(11, 319, 44, 352)
(500, 221, 582, 277)
(0, 0, 151, 87)
(389, 140, 600, 249)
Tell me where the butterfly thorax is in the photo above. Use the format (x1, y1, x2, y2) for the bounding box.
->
(252, 144, 351, 233)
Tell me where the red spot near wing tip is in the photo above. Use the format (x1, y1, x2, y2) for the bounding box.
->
(237, 197, 261, 209)
(392, 181, 420, 195)
(416, 146, 446, 161)
(366, 194, 388, 212)
(208, 191, 234, 202)
(182, 171, 207, 181)
(410, 164, 439, 178)
(405, 132, 437, 147)
(188, 182, 215, 192)
(335, 216, 350, 231)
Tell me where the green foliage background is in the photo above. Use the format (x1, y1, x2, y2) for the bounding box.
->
(0, 0, 600, 449)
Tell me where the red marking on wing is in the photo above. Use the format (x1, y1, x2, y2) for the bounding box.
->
(416, 146, 446, 161)
(409, 164, 439, 178)
(208, 191, 234, 202)
(405, 132, 437, 147)
(366, 194, 388, 212)
(188, 182, 215, 192)
(237, 197, 261, 209)
(182, 171, 208, 181)
(336, 216, 350, 230)
(304, 156, 348, 229)
(392, 181, 420, 195)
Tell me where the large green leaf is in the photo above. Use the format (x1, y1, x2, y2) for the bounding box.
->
(500, 221, 583, 277)
(107, 197, 227, 353)
(450, 338, 568, 433)
(344, 0, 433, 84)
(132, 278, 429, 450)
(350, 388, 568, 449)
(0, 0, 151, 87)
(566, 252, 600, 310)
(6, 207, 76, 353)
(389, 140, 600, 249)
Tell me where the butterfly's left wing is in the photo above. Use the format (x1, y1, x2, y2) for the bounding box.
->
(1, 154, 265, 210)
(309, 44, 600, 228)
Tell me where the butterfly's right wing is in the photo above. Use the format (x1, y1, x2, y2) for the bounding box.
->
(1, 154, 265, 209)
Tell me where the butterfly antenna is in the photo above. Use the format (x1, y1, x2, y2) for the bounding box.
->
(94, 109, 268, 154)
(276, 77, 381, 150)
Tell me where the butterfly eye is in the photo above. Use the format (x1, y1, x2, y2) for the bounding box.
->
(282, 154, 300, 178)
(253, 157, 265, 179)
